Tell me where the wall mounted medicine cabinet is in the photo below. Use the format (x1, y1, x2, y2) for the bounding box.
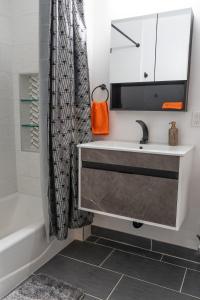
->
(110, 8, 193, 111)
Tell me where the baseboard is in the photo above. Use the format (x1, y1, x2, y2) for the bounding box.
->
(91, 225, 200, 264)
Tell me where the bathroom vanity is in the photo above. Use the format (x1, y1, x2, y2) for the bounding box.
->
(78, 141, 193, 230)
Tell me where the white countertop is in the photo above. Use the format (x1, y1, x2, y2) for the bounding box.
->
(77, 140, 194, 156)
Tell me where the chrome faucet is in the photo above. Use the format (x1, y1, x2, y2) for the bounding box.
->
(136, 120, 149, 144)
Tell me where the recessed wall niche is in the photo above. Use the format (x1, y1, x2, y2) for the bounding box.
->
(19, 74, 39, 152)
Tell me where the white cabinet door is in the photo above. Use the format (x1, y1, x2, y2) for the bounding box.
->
(110, 14, 157, 83)
(155, 9, 193, 81)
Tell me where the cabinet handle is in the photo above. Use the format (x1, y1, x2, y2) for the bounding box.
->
(144, 72, 148, 78)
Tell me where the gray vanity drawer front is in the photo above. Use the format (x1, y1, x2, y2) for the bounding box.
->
(81, 149, 179, 172)
(81, 168, 178, 227)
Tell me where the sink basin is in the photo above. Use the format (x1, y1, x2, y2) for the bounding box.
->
(78, 140, 193, 156)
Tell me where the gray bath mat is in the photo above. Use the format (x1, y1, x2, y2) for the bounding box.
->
(4, 273, 84, 300)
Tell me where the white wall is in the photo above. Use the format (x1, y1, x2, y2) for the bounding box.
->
(85, 0, 200, 249)
(0, 0, 40, 198)
(12, 0, 41, 197)
(0, 0, 17, 197)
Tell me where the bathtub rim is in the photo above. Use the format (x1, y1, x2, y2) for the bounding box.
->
(0, 192, 43, 241)
(0, 233, 72, 298)
(0, 219, 44, 253)
(0, 224, 84, 299)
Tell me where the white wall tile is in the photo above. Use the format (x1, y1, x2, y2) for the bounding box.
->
(0, 96, 14, 121)
(13, 14, 38, 45)
(0, 1, 17, 197)
(0, 16, 12, 44)
(0, 146, 17, 197)
(12, 0, 39, 16)
(0, 72, 13, 95)
(17, 175, 41, 197)
(0, 0, 41, 199)
(13, 43, 39, 73)
(0, 116, 15, 146)
(0, 0, 12, 17)
(11, 0, 40, 197)
(0, 176, 17, 198)
(0, 43, 12, 73)
(16, 151, 40, 178)
(0, 0, 40, 198)
(14, 122, 21, 152)
(0, 149, 16, 179)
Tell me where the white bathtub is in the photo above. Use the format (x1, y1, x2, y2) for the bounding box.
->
(0, 193, 78, 299)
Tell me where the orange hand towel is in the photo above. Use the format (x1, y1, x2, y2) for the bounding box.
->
(162, 102, 184, 110)
(91, 101, 109, 135)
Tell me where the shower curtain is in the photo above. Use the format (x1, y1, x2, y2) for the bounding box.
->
(48, 0, 93, 240)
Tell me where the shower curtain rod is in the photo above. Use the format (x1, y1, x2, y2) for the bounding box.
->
(111, 23, 140, 48)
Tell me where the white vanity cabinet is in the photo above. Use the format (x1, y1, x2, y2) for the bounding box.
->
(78, 141, 193, 231)
(155, 9, 193, 81)
(110, 14, 157, 83)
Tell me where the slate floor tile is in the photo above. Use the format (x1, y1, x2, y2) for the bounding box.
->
(109, 276, 197, 300)
(86, 236, 99, 243)
(102, 250, 185, 291)
(162, 255, 200, 272)
(96, 238, 161, 260)
(60, 240, 112, 265)
(182, 269, 200, 298)
(152, 240, 200, 263)
(92, 226, 151, 249)
(36, 255, 121, 299)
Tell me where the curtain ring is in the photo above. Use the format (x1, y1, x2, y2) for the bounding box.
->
(91, 84, 109, 102)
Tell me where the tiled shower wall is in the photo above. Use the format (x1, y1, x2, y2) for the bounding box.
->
(12, 0, 41, 197)
(0, 1, 17, 197)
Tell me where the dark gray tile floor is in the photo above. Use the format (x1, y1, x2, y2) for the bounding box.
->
(92, 225, 151, 249)
(36, 255, 121, 299)
(182, 270, 200, 299)
(86, 235, 99, 243)
(109, 276, 197, 300)
(35, 237, 200, 300)
(152, 240, 200, 263)
(60, 240, 112, 265)
(96, 237, 162, 260)
(102, 250, 185, 291)
(162, 255, 200, 272)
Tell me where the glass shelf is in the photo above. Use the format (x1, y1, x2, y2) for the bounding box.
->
(20, 98, 39, 102)
(20, 73, 40, 152)
(21, 124, 39, 128)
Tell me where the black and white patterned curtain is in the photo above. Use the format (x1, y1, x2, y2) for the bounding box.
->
(48, 0, 93, 240)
